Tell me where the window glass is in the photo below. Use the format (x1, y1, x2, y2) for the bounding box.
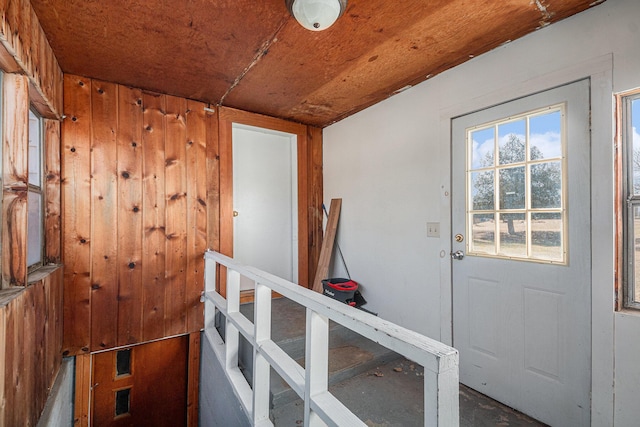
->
(530, 110, 562, 159)
(115, 388, 131, 416)
(499, 166, 526, 209)
(471, 171, 494, 210)
(28, 111, 41, 186)
(531, 161, 562, 209)
(0, 72, 3, 274)
(470, 127, 495, 169)
(467, 105, 565, 263)
(632, 98, 640, 195)
(498, 120, 526, 165)
(624, 95, 640, 308)
(27, 191, 42, 267)
(27, 109, 43, 271)
(471, 213, 495, 254)
(116, 349, 132, 377)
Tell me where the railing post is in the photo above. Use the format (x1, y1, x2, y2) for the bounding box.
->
(304, 309, 329, 427)
(203, 257, 217, 331)
(253, 282, 272, 425)
(424, 355, 459, 427)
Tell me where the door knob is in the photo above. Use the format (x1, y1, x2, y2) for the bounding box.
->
(233, 211, 239, 217)
(451, 250, 464, 260)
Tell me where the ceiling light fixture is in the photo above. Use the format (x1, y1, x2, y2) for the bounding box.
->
(285, 0, 347, 31)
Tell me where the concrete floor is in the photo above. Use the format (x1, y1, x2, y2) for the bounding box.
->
(242, 298, 547, 426)
(271, 358, 547, 427)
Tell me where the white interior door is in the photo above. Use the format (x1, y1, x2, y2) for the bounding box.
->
(232, 124, 298, 290)
(452, 80, 591, 426)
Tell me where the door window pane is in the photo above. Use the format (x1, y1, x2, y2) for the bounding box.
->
(471, 171, 494, 210)
(470, 127, 495, 169)
(466, 105, 565, 263)
(498, 120, 526, 165)
(499, 166, 526, 209)
(471, 213, 495, 254)
(530, 110, 562, 159)
(532, 212, 563, 261)
(531, 161, 562, 208)
(499, 213, 526, 257)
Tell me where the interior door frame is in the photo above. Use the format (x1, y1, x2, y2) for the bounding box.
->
(218, 106, 323, 297)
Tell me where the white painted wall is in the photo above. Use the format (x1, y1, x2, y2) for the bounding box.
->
(323, 0, 640, 424)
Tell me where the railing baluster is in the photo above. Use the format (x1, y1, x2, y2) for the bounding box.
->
(304, 309, 330, 427)
(253, 283, 273, 425)
(225, 269, 241, 374)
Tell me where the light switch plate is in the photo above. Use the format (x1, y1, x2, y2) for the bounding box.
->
(427, 222, 440, 237)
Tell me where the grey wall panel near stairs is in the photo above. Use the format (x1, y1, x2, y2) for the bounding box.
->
(200, 331, 251, 427)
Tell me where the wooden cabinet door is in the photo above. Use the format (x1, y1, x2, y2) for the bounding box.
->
(92, 336, 188, 426)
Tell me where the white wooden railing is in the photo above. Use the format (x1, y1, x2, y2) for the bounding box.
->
(202, 250, 459, 427)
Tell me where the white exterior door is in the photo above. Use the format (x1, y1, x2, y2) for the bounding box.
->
(232, 124, 298, 290)
(452, 80, 591, 426)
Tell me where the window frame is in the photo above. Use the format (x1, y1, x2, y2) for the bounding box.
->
(465, 103, 568, 264)
(621, 91, 640, 310)
(27, 107, 44, 273)
(0, 71, 3, 271)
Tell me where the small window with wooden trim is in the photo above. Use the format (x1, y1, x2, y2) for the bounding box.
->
(620, 91, 640, 309)
(114, 387, 132, 417)
(27, 108, 44, 272)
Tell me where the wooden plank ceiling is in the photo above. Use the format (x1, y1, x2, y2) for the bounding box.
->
(31, 0, 605, 128)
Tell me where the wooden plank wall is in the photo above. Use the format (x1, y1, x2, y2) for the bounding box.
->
(0, 2, 66, 426)
(1, 73, 29, 288)
(63, 79, 323, 354)
(0, 0, 63, 118)
(62, 75, 216, 355)
(0, 267, 64, 426)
